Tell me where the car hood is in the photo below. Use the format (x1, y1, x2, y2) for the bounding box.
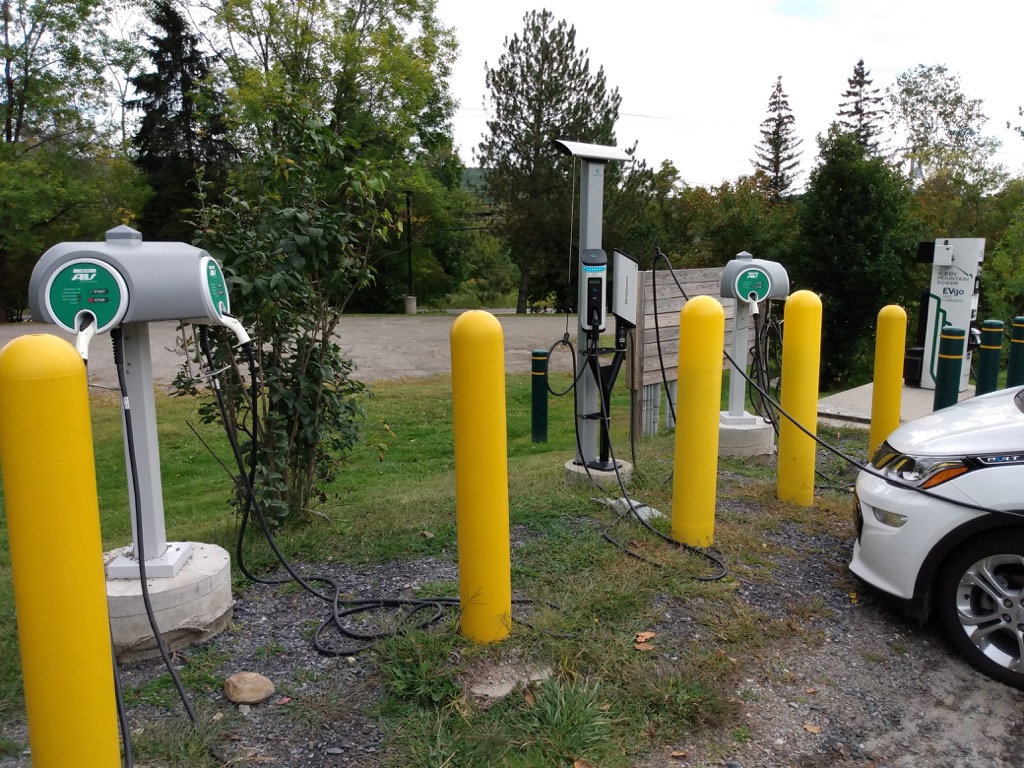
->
(888, 387, 1024, 456)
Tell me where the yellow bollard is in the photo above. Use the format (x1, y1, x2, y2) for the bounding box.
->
(450, 311, 512, 643)
(672, 295, 725, 546)
(0, 335, 120, 767)
(869, 305, 907, 456)
(776, 290, 822, 507)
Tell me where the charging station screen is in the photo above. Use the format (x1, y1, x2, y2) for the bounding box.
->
(46, 260, 127, 332)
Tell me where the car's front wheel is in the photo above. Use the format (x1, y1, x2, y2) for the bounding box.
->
(935, 530, 1024, 689)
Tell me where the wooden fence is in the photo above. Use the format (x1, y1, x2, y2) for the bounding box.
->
(627, 267, 744, 440)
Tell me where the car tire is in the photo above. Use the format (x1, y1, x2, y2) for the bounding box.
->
(934, 530, 1024, 690)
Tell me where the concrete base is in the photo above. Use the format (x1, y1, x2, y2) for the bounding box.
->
(404, 295, 417, 315)
(106, 542, 233, 663)
(718, 419, 775, 458)
(564, 459, 634, 488)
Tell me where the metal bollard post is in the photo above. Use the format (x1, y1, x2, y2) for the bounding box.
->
(933, 327, 965, 411)
(1007, 317, 1024, 388)
(0, 335, 120, 767)
(531, 349, 548, 443)
(450, 311, 512, 644)
(776, 290, 822, 507)
(869, 306, 907, 456)
(672, 295, 724, 547)
(975, 320, 1004, 396)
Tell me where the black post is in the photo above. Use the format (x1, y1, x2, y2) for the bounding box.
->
(531, 349, 548, 443)
(404, 190, 413, 297)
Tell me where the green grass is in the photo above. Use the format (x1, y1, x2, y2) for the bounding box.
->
(0, 370, 869, 766)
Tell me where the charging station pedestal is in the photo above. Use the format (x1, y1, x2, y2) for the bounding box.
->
(30, 226, 235, 659)
(718, 252, 789, 458)
(552, 140, 635, 488)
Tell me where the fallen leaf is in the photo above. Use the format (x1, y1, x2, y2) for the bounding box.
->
(634, 642, 655, 651)
(524, 690, 536, 707)
(803, 724, 822, 734)
(273, 696, 292, 706)
(670, 750, 688, 758)
(805, 687, 817, 695)
(635, 631, 657, 643)
(598, 702, 612, 711)
(573, 760, 596, 768)
(420, 530, 435, 539)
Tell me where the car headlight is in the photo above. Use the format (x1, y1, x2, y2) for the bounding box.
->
(871, 441, 970, 489)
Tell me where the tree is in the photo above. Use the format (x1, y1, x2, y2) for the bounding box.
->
(754, 76, 802, 198)
(192, 102, 393, 522)
(888, 64, 1003, 189)
(130, 0, 234, 242)
(0, 0, 151, 321)
(791, 126, 916, 388)
(837, 59, 886, 153)
(478, 9, 622, 313)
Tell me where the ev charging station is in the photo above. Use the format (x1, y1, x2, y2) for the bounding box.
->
(719, 251, 789, 457)
(912, 238, 985, 391)
(29, 225, 243, 657)
(551, 140, 637, 484)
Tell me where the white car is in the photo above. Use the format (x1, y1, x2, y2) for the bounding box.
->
(850, 386, 1024, 689)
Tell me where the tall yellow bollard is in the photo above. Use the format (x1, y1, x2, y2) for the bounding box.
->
(0, 335, 120, 767)
(776, 290, 822, 507)
(672, 295, 725, 546)
(869, 305, 907, 456)
(450, 311, 512, 643)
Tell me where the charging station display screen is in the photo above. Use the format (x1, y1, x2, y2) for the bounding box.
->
(201, 256, 230, 318)
(734, 268, 772, 303)
(45, 259, 128, 333)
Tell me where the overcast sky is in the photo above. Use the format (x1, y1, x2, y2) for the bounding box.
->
(434, 0, 1024, 188)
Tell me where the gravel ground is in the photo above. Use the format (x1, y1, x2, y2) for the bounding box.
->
(2, 494, 1023, 766)
(644, 518, 1024, 768)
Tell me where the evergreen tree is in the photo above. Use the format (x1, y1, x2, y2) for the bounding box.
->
(478, 10, 621, 313)
(837, 59, 886, 152)
(754, 76, 802, 198)
(791, 126, 915, 387)
(129, 0, 233, 241)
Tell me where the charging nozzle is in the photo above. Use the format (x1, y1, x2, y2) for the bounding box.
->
(219, 313, 252, 346)
(74, 312, 97, 362)
(747, 292, 761, 315)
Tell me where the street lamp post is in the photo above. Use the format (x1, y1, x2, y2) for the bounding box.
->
(404, 190, 416, 315)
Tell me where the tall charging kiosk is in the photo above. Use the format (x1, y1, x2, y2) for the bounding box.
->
(551, 140, 634, 485)
(913, 238, 984, 391)
(29, 225, 243, 659)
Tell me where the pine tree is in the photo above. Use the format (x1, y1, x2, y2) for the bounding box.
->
(754, 76, 802, 198)
(837, 59, 886, 152)
(129, 0, 233, 241)
(478, 10, 621, 312)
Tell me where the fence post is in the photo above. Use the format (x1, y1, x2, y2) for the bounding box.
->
(531, 349, 548, 443)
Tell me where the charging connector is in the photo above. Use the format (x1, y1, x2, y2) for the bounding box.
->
(219, 313, 252, 346)
(74, 312, 97, 363)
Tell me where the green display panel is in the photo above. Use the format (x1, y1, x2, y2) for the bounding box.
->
(734, 268, 772, 303)
(45, 260, 128, 332)
(202, 256, 230, 318)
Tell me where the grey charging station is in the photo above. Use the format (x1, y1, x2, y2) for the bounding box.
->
(29, 225, 241, 658)
(552, 140, 635, 483)
(719, 251, 789, 457)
